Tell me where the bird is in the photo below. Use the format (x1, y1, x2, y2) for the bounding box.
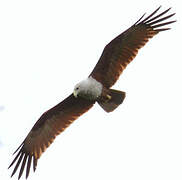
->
(9, 6, 176, 179)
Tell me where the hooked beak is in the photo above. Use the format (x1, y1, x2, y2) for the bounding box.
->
(73, 90, 77, 98)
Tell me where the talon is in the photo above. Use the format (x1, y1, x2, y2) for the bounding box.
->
(106, 95, 111, 100)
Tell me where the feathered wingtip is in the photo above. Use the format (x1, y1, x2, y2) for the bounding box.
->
(8, 143, 37, 179)
(134, 6, 176, 31)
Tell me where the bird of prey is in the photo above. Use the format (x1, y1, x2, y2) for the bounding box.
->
(9, 6, 176, 179)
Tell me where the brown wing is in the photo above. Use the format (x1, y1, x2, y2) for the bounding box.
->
(90, 6, 176, 88)
(8, 94, 95, 179)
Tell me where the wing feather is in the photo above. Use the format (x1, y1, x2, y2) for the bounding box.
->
(90, 6, 176, 88)
(26, 156, 32, 179)
(9, 94, 95, 179)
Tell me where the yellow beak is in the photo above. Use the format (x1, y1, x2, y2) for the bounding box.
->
(73, 90, 77, 98)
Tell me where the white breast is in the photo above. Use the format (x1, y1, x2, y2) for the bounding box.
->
(74, 76, 103, 100)
(86, 76, 103, 98)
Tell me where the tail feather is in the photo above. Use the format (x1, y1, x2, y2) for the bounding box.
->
(98, 89, 126, 112)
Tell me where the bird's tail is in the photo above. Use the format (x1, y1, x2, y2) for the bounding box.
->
(98, 89, 126, 112)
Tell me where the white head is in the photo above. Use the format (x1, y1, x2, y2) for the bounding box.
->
(73, 76, 103, 100)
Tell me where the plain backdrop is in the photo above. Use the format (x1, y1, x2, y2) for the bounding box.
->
(0, 0, 181, 180)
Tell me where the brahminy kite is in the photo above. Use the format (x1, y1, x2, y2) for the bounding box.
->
(9, 6, 176, 179)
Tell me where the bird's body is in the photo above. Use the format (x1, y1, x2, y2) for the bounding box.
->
(74, 76, 125, 112)
(9, 6, 176, 179)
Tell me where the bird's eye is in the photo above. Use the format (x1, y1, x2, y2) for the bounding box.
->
(76, 87, 79, 90)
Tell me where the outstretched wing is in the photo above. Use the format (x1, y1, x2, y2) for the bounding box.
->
(90, 6, 176, 88)
(9, 94, 95, 179)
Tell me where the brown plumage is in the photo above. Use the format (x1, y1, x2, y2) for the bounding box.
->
(90, 6, 176, 88)
(9, 94, 95, 179)
(9, 6, 175, 179)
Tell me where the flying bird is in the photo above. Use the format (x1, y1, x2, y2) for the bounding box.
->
(9, 6, 176, 179)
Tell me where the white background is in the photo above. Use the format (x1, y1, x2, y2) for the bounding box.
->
(0, 0, 181, 180)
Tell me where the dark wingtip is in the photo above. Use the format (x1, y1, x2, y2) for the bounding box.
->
(13, 143, 24, 155)
(26, 156, 32, 179)
(8, 143, 34, 179)
(135, 6, 161, 25)
(142, 6, 162, 22)
(139, 6, 176, 32)
(33, 156, 37, 172)
(18, 154, 28, 179)
(134, 13, 146, 25)
(136, 6, 176, 28)
(8, 149, 22, 170)
(13, 153, 24, 176)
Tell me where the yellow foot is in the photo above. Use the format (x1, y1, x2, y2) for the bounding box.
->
(106, 95, 111, 100)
